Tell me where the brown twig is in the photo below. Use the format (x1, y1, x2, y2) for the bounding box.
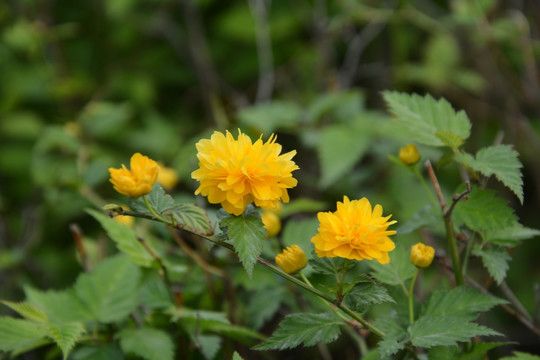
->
(425, 160, 446, 211)
(70, 223, 91, 272)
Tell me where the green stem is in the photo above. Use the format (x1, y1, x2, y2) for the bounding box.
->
(409, 268, 419, 324)
(413, 165, 438, 208)
(142, 195, 166, 222)
(444, 216, 464, 287)
(461, 233, 477, 278)
(336, 259, 350, 304)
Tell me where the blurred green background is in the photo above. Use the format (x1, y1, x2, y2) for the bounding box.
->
(1, 0, 540, 357)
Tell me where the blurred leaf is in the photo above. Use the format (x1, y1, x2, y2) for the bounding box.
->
(307, 91, 365, 123)
(0, 112, 42, 140)
(25, 287, 93, 324)
(71, 344, 124, 360)
(317, 124, 370, 187)
(397, 204, 440, 234)
(87, 209, 155, 267)
(238, 101, 303, 134)
(118, 328, 174, 360)
(368, 243, 416, 287)
(472, 247, 511, 285)
(254, 313, 342, 350)
(0, 317, 49, 353)
(0, 301, 48, 322)
(79, 102, 132, 139)
(420, 287, 507, 320)
(74, 255, 140, 323)
(194, 335, 221, 360)
(428, 346, 461, 360)
(169, 308, 230, 326)
(201, 322, 265, 343)
(281, 218, 318, 260)
(454, 145, 523, 203)
(409, 316, 500, 348)
(382, 92, 471, 148)
(139, 278, 173, 309)
(233, 352, 244, 360)
(501, 352, 540, 360)
(46, 322, 86, 360)
(220, 206, 266, 278)
(453, 187, 517, 233)
(247, 287, 285, 330)
(343, 280, 395, 312)
(280, 198, 326, 217)
(460, 342, 512, 360)
(485, 224, 540, 247)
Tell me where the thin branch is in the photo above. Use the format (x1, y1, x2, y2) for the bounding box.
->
(445, 181, 471, 218)
(70, 223, 91, 272)
(425, 160, 446, 211)
(500, 280, 533, 322)
(248, 0, 274, 103)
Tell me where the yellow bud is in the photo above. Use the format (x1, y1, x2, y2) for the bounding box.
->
(114, 214, 134, 227)
(109, 153, 159, 198)
(399, 144, 420, 166)
(157, 163, 179, 190)
(275, 245, 307, 274)
(410, 243, 435, 268)
(261, 211, 281, 237)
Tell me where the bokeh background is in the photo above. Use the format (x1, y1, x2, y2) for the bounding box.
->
(2, 0, 540, 358)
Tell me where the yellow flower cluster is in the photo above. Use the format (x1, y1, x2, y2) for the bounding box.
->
(109, 153, 159, 198)
(191, 130, 299, 216)
(311, 196, 397, 264)
(410, 243, 435, 268)
(275, 245, 307, 274)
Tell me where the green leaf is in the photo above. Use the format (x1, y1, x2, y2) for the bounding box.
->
(79, 102, 132, 139)
(310, 256, 356, 276)
(382, 91, 471, 148)
(397, 205, 440, 234)
(71, 344, 124, 360)
(237, 101, 303, 134)
(454, 145, 523, 203)
(373, 312, 409, 357)
(0, 317, 49, 352)
(460, 342, 512, 360)
(317, 124, 370, 187)
(409, 315, 500, 347)
(368, 243, 416, 287)
(46, 322, 86, 360)
(472, 246, 511, 285)
(501, 352, 540, 360)
(254, 313, 343, 350)
(201, 322, 265, 343)
(139, 278, 174, 309)
(220, 206, 266, 278)
(281, 218, 319, 260)
(485, 223, 540, 247)
(24, 287, 93, 324)
(130, 184, 213, 235)
(421, 287, 507, 320)
(194, 335, 221, 360)
(428, 346, 461, 360)
(74, 255, 140, 323)
(118, 328, 174, 360)
(247, 287, 285, 330)
(233, 352, 244, 360)
(343, 280, 395, 312)
(87, 209, 155, 267)
(168, 307, 230, 327)
(306, 91, 365, 123)
(453, 186, 517, 233)
(0, 301, 48, 322)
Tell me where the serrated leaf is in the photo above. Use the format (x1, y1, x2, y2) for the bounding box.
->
(25, 287, 93, 324)
(254, 313, 343, 350)
(368, 243, 416, 287)
(0, 301, 48, 322)
(71, 344, 124, 360)
(118, 328, 174, 360)
(343, 281, 394, 312)
(473, 246, 511, 285)
(421, 287, 507, 320)
(169, 203, 213, 235)
(0, 317, 49, 352)
(460, 342, 511, 360)
(139, 278, 174, 309)
(74, 255, 140, 323)
(397, 204, 440, 234)
(485, 223, 540, 247)
(454, 145, 523, 203)
(317, 124, 370, 187)
(382, 91, 471, 148)
(46, 322, 86, 360)
(247, 287, 284, 330)
(373, 312, 409, 357)
(87, 209, 155, 267)
(453, 186, 517, 233)
(129, 184, 175, 214)
(220, 206, 265, 278)
(409, 316, 500, 347)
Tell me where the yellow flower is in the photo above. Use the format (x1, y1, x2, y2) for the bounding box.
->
(262, 211, 281, 237)
(157, 163, 179, 190)
(410, 243, 435, 268)
(275, 245, 307, 274)
(109, 153, 159, 198)
(191, 130, 299, 216)
(399, 144, 420, 166)
(311, 196, 397, 264)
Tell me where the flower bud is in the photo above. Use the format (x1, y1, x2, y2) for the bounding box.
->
(399, 144, 420, 166)
(262, 211, 281, 237)
(109, 153, 159, 198)
(410, 243, 435, 268)
(157, 163, 179, 190)
(275, 245, 307, 274)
